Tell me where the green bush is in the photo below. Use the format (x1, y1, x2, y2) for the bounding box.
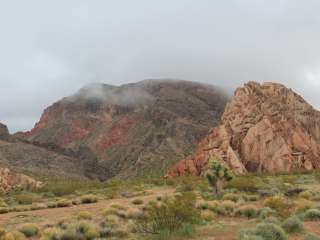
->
(80, 195, 98, 204)
(234, 205, 258, 218)
(304, 209, 320, 221)
(281, 216, 304, 234)
(254, 223, 287, 240)
(19, 224, 39, 237)
(135, 192, 200, 235)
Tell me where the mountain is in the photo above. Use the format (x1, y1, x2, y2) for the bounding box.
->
(17, 80, 228, 179)
(167, 81, 320, 176)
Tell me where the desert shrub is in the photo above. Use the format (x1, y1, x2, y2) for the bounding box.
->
(57, 199, 72, 208)
(0, 208, 10, 214)
(221, 200, 236, 214)
(196, 201, 209, 210)
(264, 195, 294, 218)
(77, 211, 93, 220)
(304, 209, 320, 221)
(61, 221, 99, 240)
(0, 228, 6, 240)
(103, 208, 118, 216)
(210, 206, 227, 216)
(127, 208, 144, 220)
(299, 191, 313, 200)
(263, 216, 281, 225)
(104, 215, 120, 228)
(226, 176, 261, 192)
(47, 202, 57, 208)
(0, 198, 7, 208)
(243, 194, 259, 202)
(114, 210, 127, 219)
(19, 224, 39, 237)
(281, 216, 304, 234)
(42, 227, 61, 240)
(135, 192, 200, 235)
(60, 227, 78, 240)
(132, 199, 144, 205)
(110, 204, 126, 210)
(109, 229, 129, 238)
(234, 205, 258, 218)
(201, 210, 216, 222)
(295, 199, 314, 214)
(254, 223, 288, 240)
(80, 195, 98, 204)
(223, 193, 241, 202)
(15, 193, 40, 205)
(238, 229, 264, 240)
(259, 207, 277, 220)
(305, 234, 320, 240)
(4, 231, 26, 240)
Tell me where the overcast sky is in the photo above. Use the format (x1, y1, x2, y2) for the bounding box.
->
(1, 0, 320, 133)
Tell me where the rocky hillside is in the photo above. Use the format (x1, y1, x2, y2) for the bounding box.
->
(18, 80, 228, 178)
(0, 167, 42, 194)
(168, 81, 320, 176)
(0, 121, 90, 180)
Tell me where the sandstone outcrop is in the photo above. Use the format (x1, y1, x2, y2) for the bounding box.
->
(0, 167, 42, 194)
(168, 81, 320, 176)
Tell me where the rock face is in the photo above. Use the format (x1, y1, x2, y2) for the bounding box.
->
(0, 167, 42, 194)
(167, 81, 320, 176)
(17, 80, 228, 178)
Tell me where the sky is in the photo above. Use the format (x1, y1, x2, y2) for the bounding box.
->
(0, 0, 320, 133)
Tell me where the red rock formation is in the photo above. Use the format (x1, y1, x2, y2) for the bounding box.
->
(168, 81, 320, 176)
(0, 167, 42, 194)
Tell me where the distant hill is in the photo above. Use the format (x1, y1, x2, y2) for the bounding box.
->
(17, 79, 228, 179)
(168, 81, 320, 176)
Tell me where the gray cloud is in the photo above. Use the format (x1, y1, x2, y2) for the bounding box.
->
(0, 0, 320, 132)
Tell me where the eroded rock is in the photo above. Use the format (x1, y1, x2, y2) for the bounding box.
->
(168, 81, 320, 176)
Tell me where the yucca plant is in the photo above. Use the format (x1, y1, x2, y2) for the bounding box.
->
(205, 157, 233, 197)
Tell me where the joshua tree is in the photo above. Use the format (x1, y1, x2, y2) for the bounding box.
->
(205, 156, 233, 197)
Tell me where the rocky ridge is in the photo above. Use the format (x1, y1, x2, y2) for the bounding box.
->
(168, 81, 320, 176)
(17, 80, 228, 178)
